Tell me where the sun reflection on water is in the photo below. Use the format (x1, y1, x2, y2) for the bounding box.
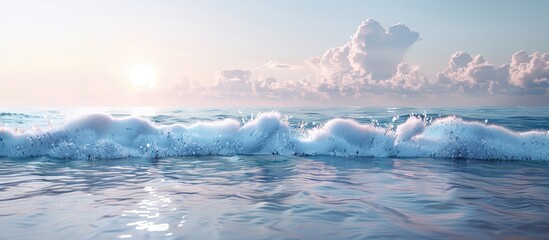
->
(122, 183, 183, 235)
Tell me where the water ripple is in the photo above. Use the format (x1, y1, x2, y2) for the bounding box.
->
(0, 156, 548, 239)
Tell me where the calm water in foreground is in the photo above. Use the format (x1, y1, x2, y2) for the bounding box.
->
(0, 107, 548, 239)
(1, 156, 548, 239)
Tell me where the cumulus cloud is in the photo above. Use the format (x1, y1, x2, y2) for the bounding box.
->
(387, 62, 428, 92)
(349, 20, 420, 79)
(303, 18, 427, 97)
(508, 51, 549, 94)
(435, 51, 508, 94)
(166, 19, 547, 104)
(436, 50, 549, 96)
(307, 44, 352, 77)
(206, 51, 547, 101)
(316, 71, 362, 97)
(309, 18, 419, 80)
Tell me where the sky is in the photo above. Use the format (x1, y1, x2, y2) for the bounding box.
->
(1, 0, 548, 107)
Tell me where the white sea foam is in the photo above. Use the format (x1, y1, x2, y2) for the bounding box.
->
(0, 112, 547, 160)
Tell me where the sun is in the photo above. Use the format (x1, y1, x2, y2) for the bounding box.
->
(130, 65, 156, 90)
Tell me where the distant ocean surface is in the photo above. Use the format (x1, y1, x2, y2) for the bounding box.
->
(1, 107, 548, 239)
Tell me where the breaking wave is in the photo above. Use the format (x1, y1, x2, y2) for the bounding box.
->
(0, 112, 547, 160)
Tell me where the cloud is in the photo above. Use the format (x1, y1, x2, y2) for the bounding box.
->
(307, 44, 352, 77)
(386, 62, 429, 92)
(263, 61, 301, 70)
(209, 69, 254, 96)
(349, 20, 420, 79)
(316, 71, 362, 97)
(165, 19, 547, 105)
(436, 50, 549, 96)
(206, 69, 324, 100)
(312, 61, 429, 98)
(303, 19, 428, 97)
(435, 51, 508, 94)
(309, 18, 419, 80)
(508, 51, 549, 94)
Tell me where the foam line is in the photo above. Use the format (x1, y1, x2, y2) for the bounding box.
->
(0, 112, 547, 160)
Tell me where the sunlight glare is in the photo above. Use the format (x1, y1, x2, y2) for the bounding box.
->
(130, 65, 156, 90)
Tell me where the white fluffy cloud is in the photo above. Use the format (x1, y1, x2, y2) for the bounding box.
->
(508, 51, 549, 94)
(435, 51, 508, 94)
(168, 19, 548, 103)
(436, 51, 549, 96)
(309, 18, 419, 80)
(387, 62, 427, 91)
(349, 20, 420, 79)
(304, 19, 427, 96)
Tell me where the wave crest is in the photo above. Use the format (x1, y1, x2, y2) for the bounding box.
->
(0, 112, 547, 160)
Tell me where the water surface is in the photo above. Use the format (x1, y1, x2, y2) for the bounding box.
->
(1, 107, 548, 239)
(1, 156, 548, 239)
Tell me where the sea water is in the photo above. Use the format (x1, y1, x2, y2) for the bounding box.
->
(0, 107, 548, 239)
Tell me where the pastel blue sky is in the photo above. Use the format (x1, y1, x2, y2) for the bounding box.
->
(1, 0, 548, 106)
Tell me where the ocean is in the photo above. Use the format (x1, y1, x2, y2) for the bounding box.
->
(1, 107, 548, 239)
